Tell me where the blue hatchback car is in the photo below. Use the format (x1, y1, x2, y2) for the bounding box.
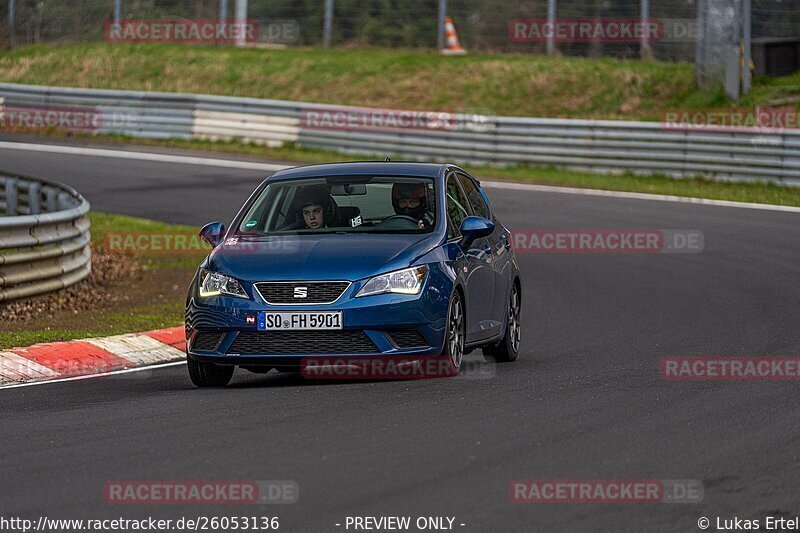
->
(185, 162, 521, 387)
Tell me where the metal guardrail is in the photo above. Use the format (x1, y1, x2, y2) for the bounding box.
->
(0, 171, 91, 303)
(1, 83, 799, 185)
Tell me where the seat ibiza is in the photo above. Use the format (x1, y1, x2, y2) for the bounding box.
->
(185, 162, 522, 387)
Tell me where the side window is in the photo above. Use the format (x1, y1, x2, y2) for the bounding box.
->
(240, 186, 280, 233)
(457, 173, 490, 219)
(270, 187, 293, 230)
(446, 174, 470, 239)
(265, 186, 296, 231)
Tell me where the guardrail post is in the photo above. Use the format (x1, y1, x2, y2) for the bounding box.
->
(28, 181, 40, 215)
(234, 0, 247, 47)
(57, 192, 71, 210)
(323, 0, 334, 48)
(640, 0, 651, 60)
(695, 0, 706, 87)
(546, 0, 557, 55)
(741, 0, 752, 95)
(110, 0, 122, 43)
(45, 187, 58, 212)
(218, 0, 228, 46)
(437, 0, 447, 50)
(7, 0, 15, 48)
(5, 178, 17, 216)
(219, 0, 228, 24)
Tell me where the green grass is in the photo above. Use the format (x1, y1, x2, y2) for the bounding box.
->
(89, 210, 210, 269)
(484, 165, 800, 207)
(0, 304, 183, 350)
(1, 43, 798, 120)
(89, 210, 198, 245)
(0, 211, 197, 350)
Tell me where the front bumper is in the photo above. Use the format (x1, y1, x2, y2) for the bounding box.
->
(185, 269, 451, 365)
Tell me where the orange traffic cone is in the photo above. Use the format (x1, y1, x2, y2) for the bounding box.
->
(441, 16, 466, 55)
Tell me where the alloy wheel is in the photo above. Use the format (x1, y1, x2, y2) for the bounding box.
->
(448, 294, 464, 371)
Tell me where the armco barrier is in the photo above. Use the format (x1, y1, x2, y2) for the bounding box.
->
(1, 83, 799, 185)
(0, 171, 91, 302)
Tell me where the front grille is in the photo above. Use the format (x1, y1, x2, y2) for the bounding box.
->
(191, 331, 225, 351)
(254, 281, 350, 304)
(387, 329, 429, 349)
(227, 331, 379, 355)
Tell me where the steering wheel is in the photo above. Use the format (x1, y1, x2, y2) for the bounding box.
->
(376, 215, 421, 229)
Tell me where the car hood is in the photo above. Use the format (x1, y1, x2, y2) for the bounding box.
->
(207, 233, 442, 282)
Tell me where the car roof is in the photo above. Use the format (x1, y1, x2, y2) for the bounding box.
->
(267, 161, 452, 181)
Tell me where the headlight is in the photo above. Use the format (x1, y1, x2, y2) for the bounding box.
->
(356, 266, 428, 298)
(199, 269, 248, 299)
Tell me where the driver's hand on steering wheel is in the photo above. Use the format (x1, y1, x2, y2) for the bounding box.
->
(417, 220, 425, 229)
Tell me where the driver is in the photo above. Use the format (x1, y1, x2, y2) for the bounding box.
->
(391, 183, 433, 230)
(294, 186, 336, 230)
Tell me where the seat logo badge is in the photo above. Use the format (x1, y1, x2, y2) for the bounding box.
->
(294, 286, 308, 298)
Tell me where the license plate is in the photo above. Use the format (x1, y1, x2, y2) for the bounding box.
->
(257, 311, 343, 331)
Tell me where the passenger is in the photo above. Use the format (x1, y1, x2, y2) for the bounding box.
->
(294, 186, 336, 230)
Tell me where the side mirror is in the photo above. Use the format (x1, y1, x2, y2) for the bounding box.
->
(199, 222, 225, 248)
(459, 216, 494, 248)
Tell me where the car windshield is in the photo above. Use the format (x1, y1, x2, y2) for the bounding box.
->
(236, 176, 437, 235)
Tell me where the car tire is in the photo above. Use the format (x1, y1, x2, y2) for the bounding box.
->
(483, 282, 520, 363)
(443, 290, 465, 375)
(187, 355, 235, 387)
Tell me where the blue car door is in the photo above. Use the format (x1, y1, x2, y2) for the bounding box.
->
(455, 172, 507, 339)
(446, 172, 496, 343)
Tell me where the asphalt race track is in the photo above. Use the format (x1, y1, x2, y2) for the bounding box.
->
(2, 138, 800, 532)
